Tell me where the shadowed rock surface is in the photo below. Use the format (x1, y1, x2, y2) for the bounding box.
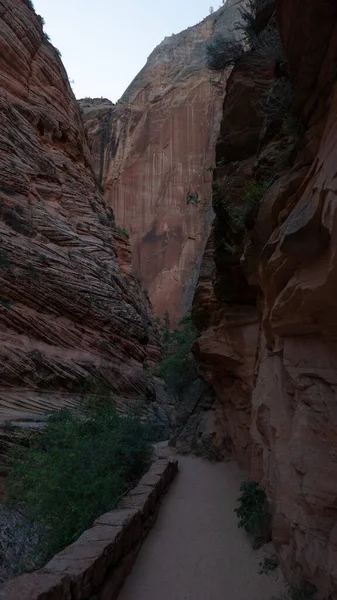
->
(191, 0, 337, 597)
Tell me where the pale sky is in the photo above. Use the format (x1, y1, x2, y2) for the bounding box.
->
(32, 0, 220, 102)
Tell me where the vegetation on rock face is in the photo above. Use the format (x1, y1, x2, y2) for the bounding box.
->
(115, 225, 130, 238)
(155, 314, 197, 396)
(259, 554, 278, 574)
(213, 179, 271, 233)
(207, 36, 244, 71)
(273, 585, 316, 600)
(234, 480, 271, 540)
(5, 394, 157, 565)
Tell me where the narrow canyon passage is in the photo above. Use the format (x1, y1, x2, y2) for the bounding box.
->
(118, 454, 285, 600)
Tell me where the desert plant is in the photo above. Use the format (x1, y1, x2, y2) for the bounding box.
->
(273, 585, 316, 600)
(255, 19, 286, 63)
(207, 35, 244, 70)
(254, 77, 292, 120)
(288, 587, 315, 600)
(234, 480, 271, 538)
(213, 179, 271, 232)
(5, 396, 155, 564)
(115, 225, 130, 238)
(236, 0, 260, 46)
(155, 314, 197, 395)
(259, 554, 278, 574)
(282, 111, 303, 138)
(186, 191, 199, 206)
(99, 214, 110, 226)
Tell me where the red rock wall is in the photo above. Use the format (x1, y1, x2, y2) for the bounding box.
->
(80, 0, 245, 326)
(192, 1, 337, 597)
(0, 0, 163, 424)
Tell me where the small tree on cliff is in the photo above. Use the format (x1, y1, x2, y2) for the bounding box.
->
(206, 36, 244, 70)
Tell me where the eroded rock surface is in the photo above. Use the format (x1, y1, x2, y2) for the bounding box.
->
(80, 0, 244, 325)
(0, 0, 170, 430)
(192, 0, 337, 597)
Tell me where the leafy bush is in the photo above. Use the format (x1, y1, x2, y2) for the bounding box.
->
(234, 480, 271, 538)
(213, 179, 271, 232)
(273, 585, 316, 600)
(156, 315, 197, 395)
(115, 225, 130, 238)
(5, 398, 155, 563)
(236, 0, 260, 46)
(254, 77, 292, 120)
(288, 587, 316, 600)
(255, 19, 286, 63)
(186, 191, 199, 206)
(259, 554, 278, 574)
(207, 35, 244, 70)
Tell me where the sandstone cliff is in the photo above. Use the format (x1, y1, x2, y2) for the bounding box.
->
(192, 0, 337, 597)
(0, 0, 170, 432)
(79, 0, 244, 326)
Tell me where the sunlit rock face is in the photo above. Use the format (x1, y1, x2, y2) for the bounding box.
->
(79, 0, 244, 326)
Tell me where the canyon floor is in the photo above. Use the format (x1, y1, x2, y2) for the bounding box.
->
(119, 452, 286, 600)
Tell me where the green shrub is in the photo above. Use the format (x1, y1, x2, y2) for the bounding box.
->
(273, 585, 316, 600)
(5, 398, 155, 563)
(255, 19, 285, 63)
(236, 0, 260, 45)
(259, 554, 278, 574)
(288, 587, 315, 600)
(115, 225, 130, 238)
(254, 77, 292, 120)
(214, 179, 271, 232)
(207, 35, 244, 70)
(186, 191, 199, 206)
(99, 214, 110, 226)
(156, 315, 197, 395)
(234, 480, 271, 538)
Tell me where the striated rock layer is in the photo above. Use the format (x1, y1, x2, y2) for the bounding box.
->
(192, 0, 337, 597)
(79, 0, 244, 326)
(0, 0, 170, 429)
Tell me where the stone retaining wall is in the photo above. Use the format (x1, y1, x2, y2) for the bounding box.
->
(0, 455, 178, 600)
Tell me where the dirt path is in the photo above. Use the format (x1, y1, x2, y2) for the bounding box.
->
(118, 454, 285, 600)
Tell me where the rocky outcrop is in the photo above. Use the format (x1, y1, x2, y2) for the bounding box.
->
(0, 0, 171, 430)
(79, 0, 244, 325)
(192, 0, 337, 597)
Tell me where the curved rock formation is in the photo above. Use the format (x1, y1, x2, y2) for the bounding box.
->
(0, 0, 166, 426)
(80, 0, 244, 325)
(192, 0, 337, 597)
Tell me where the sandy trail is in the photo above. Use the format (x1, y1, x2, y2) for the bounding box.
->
(118, 454, 285, 600)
